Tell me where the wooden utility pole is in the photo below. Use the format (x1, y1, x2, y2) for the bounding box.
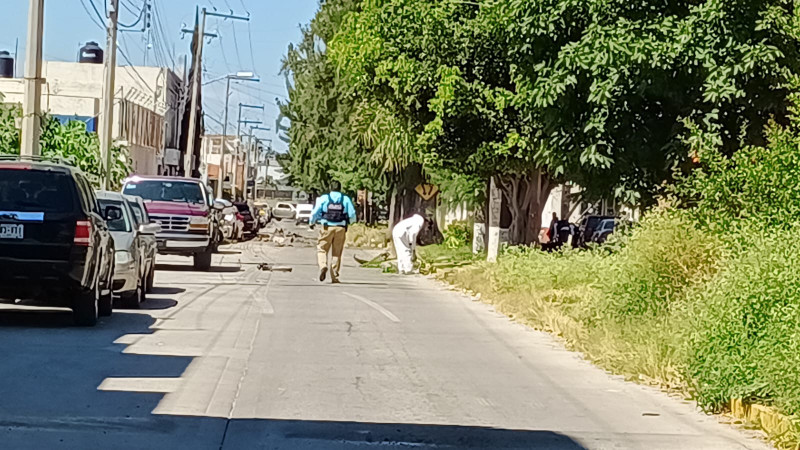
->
(100, 0, 120, 190)
(183, 8, 249, 179)
(184, 8, 206, 178)
(20, 0, 44, 157)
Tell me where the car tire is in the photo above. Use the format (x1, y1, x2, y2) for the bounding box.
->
(193, 250, 213, 271)
(146, 264, 155, 293)
(73, 282, 99, 327)
(120, 282, 143, 309)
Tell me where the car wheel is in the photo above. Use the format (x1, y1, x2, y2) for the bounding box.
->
(73, 281, 99, 327)
(146, 264, 155, 293)
(120, 281, 143, 309)
(193, 250, 213, 271)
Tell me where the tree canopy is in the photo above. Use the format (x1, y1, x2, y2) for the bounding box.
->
(282, 0, 800, 241)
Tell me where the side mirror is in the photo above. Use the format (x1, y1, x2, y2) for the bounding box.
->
(213, 200, 226, 211)
(104, 206, 122, 221)
(139, 223, 161, 235)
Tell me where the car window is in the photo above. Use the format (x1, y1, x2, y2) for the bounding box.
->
(98, 199, 132, 232)
(128, 202, 148, 225)
(123, 180, 206, 204)
(0, 169, 77, 213)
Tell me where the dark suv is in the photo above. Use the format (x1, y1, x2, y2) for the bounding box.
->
(0, 159, 117, 326)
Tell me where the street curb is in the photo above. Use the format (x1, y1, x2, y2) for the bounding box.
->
(730, 399, 798, 447)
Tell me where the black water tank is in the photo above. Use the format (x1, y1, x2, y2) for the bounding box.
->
(79, 42, 103, 64)
(0, 51, 13, 78)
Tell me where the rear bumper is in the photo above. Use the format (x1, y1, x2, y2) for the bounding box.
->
(113, 262, 138, 294)
(156, 233, 210, 255)
(0, 258, 86, 302)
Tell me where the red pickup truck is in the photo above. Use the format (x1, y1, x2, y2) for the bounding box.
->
(121, 176, 223, 270)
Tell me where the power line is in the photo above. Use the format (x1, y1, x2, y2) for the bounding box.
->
(81, 0, 105, 29)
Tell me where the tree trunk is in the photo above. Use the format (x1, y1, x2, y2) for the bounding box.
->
(498, 170, 555, 246)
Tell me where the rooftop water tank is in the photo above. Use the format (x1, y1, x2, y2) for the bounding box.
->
(79, 42, 103, 64)
(0, 51, 13, 78)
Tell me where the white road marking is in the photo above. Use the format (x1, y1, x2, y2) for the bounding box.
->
(343, 292, 400, 323)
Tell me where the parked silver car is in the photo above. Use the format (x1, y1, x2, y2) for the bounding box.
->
(96, 191, 159, 309)
(125, 195, 160, 293)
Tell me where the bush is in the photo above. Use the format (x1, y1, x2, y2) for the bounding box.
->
(346, 223, 391, 248)
(688, 226, 800, 415)
(442, 221, 473, 249)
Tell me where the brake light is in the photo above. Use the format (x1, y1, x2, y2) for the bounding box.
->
(74, 220, 92, 246)
(236, 213, 244, 221)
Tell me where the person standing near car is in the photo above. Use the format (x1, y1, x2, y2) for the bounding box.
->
(311, 180, 357, 283)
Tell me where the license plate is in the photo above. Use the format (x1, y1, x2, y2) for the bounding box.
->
(0, 224, 24, 239)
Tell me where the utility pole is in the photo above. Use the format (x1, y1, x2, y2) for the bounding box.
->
(183, 7, 249, 179)
(100, 0, 120, 190)
(237, 104, 264, 201)
(20, 0, 44, 157)
(183, 8, 206, 178)
(219, 76, 232, 199)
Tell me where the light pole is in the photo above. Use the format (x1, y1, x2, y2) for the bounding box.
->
(217, 72, 259, 199)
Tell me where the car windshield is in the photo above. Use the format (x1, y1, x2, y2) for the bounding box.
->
(123, 180, 206, 204)
(97, 199, 131, 232)
(0, 169, 75, 213)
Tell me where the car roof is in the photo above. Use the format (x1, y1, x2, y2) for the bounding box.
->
(124, 175, 204, 184)
(0, 159, 78, 175)
(96, 190, 127, 201)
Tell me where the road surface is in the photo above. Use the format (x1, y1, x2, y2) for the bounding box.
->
(0, 238, 772, 449)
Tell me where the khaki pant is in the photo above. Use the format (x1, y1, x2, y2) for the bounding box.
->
(317, 226, 347, 279)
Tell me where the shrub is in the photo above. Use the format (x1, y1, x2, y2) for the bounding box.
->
(442, 221, 473, 249)
(688, 226, 800, 415)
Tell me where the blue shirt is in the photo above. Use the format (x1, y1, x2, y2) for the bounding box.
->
(311, 191, 357, 227)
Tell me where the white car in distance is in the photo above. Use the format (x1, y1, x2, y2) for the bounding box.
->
(295, 204, 314, 225)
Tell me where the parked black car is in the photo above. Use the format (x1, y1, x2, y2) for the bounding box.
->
(577, 215, 616, 247)
(0, 159, 117, 326)
(234, 202, 257, 235)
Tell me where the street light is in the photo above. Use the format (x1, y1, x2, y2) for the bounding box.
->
(218, 72, 260, 199)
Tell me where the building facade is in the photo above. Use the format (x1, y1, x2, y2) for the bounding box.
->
(0, 61, 184, 176)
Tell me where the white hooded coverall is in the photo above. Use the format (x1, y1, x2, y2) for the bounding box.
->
(392, 214, 425, 274)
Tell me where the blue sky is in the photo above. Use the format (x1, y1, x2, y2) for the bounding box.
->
(0, 0, 320, 152)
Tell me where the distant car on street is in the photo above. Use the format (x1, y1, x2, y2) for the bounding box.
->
(0, 158, 116, 326)
(234, 202, 257, 236)
(217, 199, 244, 241)
(97, 191, 159, 309)
(295, 203, 314, 225)
(121, 176, 224, 270)
(125, 195, 161, 293)
(591, 218, 617, 244)
(577, 215, 615, 247)
(271, 202, 296, 221)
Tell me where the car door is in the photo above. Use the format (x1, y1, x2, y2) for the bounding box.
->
(123, 199, 147, 282)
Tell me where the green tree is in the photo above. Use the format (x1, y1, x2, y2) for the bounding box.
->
(0, 97, 131, 188)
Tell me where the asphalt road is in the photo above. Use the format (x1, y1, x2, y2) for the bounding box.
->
(0, 234, 772, 450)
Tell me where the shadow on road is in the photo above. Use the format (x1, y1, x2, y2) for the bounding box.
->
(140, 298, 179, 310)
(218, 418, 589, 449)
(0, 307, 76, 328)
(149, 286, 187, 295)
(156, 263, 242, 273)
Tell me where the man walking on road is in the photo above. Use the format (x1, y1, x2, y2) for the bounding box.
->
(310, 180, 357, 283)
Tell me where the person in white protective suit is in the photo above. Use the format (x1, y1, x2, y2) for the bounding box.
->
(392, 213, 426, 275)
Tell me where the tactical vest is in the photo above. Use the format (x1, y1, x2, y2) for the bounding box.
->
(322, 194, 348, 223)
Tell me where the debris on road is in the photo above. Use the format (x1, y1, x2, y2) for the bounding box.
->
(258, 263, 293, 272)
